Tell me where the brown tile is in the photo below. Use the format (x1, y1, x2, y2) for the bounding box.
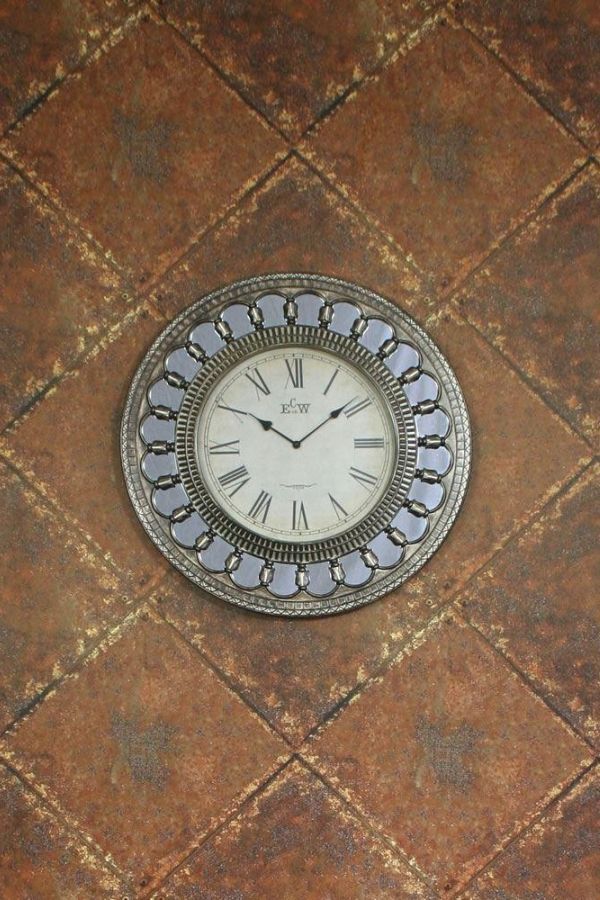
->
(2, 305, 168, 592)
(457, 0, 600, 148)
(459, 463, 600, 748)
(2, 608, 286, 886)
(0, 463, 127, 732)
(467, 767, 600, 900)
(404, 309, 590, 601)
(0, 764, 125, 899)
(305, 19, 582, 289)
(159, 569, 439, 748)
(457, 168, 600, 443)
(0, 0, 131, 134)
(6, 14, 284, 284)
(0, 164, 128, 430)
(161, 0, 443, 139)
(153, 155, 428, 320)
(160, 760, 434, 899)
(306, 617, 591, 891)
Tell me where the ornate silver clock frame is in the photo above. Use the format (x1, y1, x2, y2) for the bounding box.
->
(121, 274, 471, 616)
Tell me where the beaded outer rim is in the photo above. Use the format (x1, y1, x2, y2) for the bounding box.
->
(121, 273, 471, 617)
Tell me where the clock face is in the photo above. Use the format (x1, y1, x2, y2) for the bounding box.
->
(196, 346, 397, 543)
(122, 274, 471, 617)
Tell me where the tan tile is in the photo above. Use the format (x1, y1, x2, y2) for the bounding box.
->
(457, 167, 600, 443)
(6, 14, 284, 283)
(3, 608, 287, 887)
(306, 617, 591, 891)
(460, 463, 600, 747)
(306, 19, 582, 288)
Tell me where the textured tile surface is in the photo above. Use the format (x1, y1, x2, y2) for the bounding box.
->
(162, 0, 443, 138)
(0, 764, 125, 899)
(458, 0, 600, 147)
(6, 14, 284, 283)
(467, 767, 600, 899)
(2, 609, 286, 886)
(306, 19, 582, 287)
(161, 760, 434, 899)
(0, 164, 127, 430)
(460, 463, 600, 747)
(0, 463, 126, 732)
(307, 617, 591, 890)
(458, 166, 600, 442)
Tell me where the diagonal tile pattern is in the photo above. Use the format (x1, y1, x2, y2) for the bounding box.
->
(1, 607, 287, 888)
(1, 3, 598, 896)
(305, 616, 592, 892)
(305, 17, 583, 289)
(5, 11, 285, 284)
(160, 759, 435, 898)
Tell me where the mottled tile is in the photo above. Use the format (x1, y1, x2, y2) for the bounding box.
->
(306, 19, 582, 288)
(3, 608, 286, 886)
(0, 164, 128, 430)
(160, 759, 434, 899)
(153, 155, 427, 320)
(161, 0, 443, 139)
(457, 168, 600, 443)
(0, 463, 127, 732)
(6, 13, 284, 283)
(306, 617, 591, 891)
(0, 764, 126, 899)
(2, 305, 168, 591)
(0, 0, 132, 133)
(467, 767, 600, 899)
(459, 463, 600, 747)
(457, 0, 600, 147)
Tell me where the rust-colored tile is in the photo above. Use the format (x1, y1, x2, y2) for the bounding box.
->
(457, 168, 600, 443)
(306, 19, 582, 289)
(2, 609, 286, 886)
(159, 570, 439, 748)
(459, 463, 600, 748)
(306, 617, 591, 891)
(2, 305, 168, 592)
(0, 0, 131, 134)
(0, 463, 127, 732)
(161, 0, 443, 139)
(161, 760, 434, 899)
(0, 764, 126, 899)
(457, 0, 600, 148)
(6, 14, 284, 284)
(0, 164, 128, 430)
(467, 767, 600, 899)
(403, 309, 590, 602)
(153, 155, 428, 320)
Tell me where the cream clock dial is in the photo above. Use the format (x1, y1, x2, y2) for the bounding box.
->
(122, 274, 471, 617)
(197, 347, 397, 542)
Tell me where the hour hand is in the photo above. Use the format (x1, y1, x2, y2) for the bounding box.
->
(296, 398, 356, 445)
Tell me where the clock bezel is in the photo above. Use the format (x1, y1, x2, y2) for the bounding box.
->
(176, 325, 418, 564)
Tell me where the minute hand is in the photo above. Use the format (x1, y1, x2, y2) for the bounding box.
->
(218, 405, 298, 447)
(296, 399, 354, 445)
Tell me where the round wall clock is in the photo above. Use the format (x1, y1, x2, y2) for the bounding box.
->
(121, 274, 470, 616)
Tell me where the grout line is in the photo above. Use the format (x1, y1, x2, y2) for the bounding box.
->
(454, 758, 599, 897)
(145, 755, 294, 898)
(153, 600, 294, 749)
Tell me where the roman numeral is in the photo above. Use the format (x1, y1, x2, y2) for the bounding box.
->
(245, 368, 270, 397)
(354, 437, 385, 449)
(344, 397, 372, 418)
(218, 465, 250, 497)
(209, 439, 240, 455)
(291, 500, 309, 531)
(323, 368, 339, 395)
(349, 466, 378, 489)
(284, 357, 304, 389)
(328, 493, 348, 520)
(248, 490, 272, 524)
